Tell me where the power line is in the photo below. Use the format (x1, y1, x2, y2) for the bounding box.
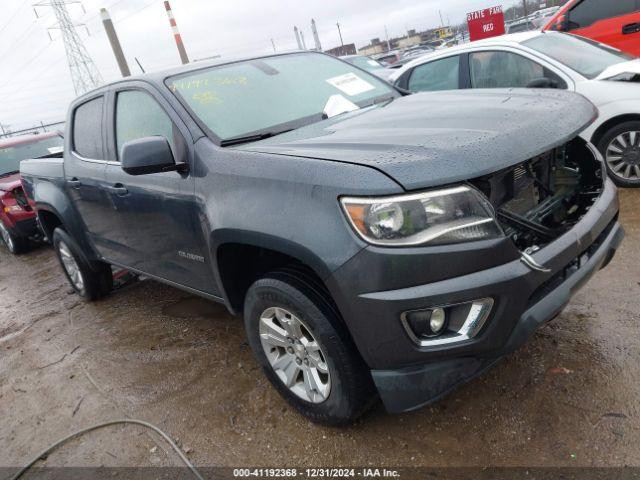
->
(0, 17, 46, 59)
(0, 42, 53, 90)
(0, 0, 30, 36)
(34, 0, 103, 95)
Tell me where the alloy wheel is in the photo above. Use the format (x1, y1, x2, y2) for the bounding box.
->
(58, 241, 85, 291)
(0, 221, 15, 252)
(259, 307, 331, 403)
(606, 131, 640, 181)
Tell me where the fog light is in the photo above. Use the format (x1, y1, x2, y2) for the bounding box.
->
(401, 298, 494, 347)
(429, 308, 446, 334)
(403, 308, 448, 338)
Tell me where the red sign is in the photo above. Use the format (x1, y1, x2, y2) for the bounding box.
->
(467, 5, 506, 41)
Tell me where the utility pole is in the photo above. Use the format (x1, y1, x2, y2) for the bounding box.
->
(164, 1, 189, 64)
(300, 30, 307, 50)
(33, 0, 103, 95)
(271, 38, 276, 52)
(336, 21, 344, 47)
(0, 123, 8, 137)
(100, 8, 130, 77)
(439, 10, 444, 27)
(311, 19, 322, 51)
(294, 26, 303, 49)
(522, 0, 529, 18)
(384, 25, 391, 52)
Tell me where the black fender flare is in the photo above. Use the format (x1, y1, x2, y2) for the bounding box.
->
(209, 228, 333, 314)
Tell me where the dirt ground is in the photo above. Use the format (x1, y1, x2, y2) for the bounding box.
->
(1, 190, 639, 470)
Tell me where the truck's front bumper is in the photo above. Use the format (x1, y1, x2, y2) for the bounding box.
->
(372, 219, 623, 413)
(328, 180, 623, 413)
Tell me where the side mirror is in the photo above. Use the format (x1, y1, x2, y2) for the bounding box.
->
(121, 136, 185, 176)
(526, 77, 559, 89)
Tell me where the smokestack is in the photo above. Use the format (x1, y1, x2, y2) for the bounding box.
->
(294, 26, 303, 50)
(164, 1, 189, 64)
(100, 8, 131, 77)
(311, 18, 322, 51)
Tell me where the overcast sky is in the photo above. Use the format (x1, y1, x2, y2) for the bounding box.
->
(0, 0, 520, 131)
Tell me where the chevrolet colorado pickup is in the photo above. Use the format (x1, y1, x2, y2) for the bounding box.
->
(20, 52, 624, 425)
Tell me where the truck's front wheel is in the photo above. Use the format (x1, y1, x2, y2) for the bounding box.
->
(244, 273, 376, 426)
(52, 227, 113, 301)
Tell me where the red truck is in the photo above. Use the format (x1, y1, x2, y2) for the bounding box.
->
(0, 132, 64, 254)
(544, 0, 640, 56)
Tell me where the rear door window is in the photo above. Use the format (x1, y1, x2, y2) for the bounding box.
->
(407, 56, 460, 92)
(470, 51, 566, 89)
(73, 96, 104, 159)
(568, 0, 638, 29)
(115, 90, 177, 160)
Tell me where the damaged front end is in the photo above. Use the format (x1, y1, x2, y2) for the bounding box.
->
(472, 138, 605, 255)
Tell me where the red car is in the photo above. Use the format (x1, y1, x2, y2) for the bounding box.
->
(0, 132, 64, 254)
(544, 0, 640, 56)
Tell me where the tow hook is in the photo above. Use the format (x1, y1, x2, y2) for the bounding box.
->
(521, 246, 552, 273)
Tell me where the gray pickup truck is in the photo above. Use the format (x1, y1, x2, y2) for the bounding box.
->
(21, 51, 624, 425)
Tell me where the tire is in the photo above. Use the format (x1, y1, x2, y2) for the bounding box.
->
(597, 121, 640, 188)
(0, 219, 27, 254)
(52, 227, 113, 301)
(244, 272, 376, 426)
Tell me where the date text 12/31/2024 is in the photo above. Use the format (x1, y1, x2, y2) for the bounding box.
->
(233, 469, 401, 478)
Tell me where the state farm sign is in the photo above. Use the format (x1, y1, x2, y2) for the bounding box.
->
(467, 6, 505, 41)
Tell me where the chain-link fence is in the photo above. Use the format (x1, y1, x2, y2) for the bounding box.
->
(0, 121, 66, 140)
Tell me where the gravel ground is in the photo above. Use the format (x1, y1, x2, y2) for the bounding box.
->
(0, 190, 638, 471)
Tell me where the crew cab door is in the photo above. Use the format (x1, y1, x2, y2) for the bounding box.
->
(65, 94, 114, 256)
(565, 0, 640, 56)
(102, 85, 213, 293)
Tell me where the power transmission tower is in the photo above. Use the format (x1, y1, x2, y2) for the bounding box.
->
(34, 0, 103, 95)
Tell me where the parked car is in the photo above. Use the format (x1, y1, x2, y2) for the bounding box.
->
(21, 51, 623, 425)
(507, 18, 538, 34)
(0, 132, 63, 253)
(531, 6, 561, 28)
(373, 50, 402, 66)
(544, 0, 640, 56)
(400, 45, 435, 60)
(340, 55, 394, 81)
(392, 31, 640, 187)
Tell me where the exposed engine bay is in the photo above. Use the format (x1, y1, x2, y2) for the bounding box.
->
(472, 138, 604, 251)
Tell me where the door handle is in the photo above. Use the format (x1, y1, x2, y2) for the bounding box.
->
(622, 22, 640, 34)
(67, 178, 81, 189)
(108, 184, 129, 196)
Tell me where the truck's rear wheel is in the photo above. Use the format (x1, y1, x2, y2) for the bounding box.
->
(52, 227, 113, 301)
(244, 273, 376, 426)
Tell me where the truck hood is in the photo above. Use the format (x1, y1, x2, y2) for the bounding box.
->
(236, 89, 597, 190)
(0, 172, 21, 192)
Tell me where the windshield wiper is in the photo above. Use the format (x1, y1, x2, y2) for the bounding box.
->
(221, 129, 294, 147)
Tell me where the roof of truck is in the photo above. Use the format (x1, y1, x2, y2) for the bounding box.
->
(78, 50, 319, 97)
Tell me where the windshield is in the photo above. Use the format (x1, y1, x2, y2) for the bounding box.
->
(343, 56, 384, 71)
(168, 52, 397, 143)
(0, 136, 63, 176)
(523, 33, 634, 79)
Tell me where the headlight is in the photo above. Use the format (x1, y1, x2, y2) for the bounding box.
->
(341, 185, 503, 246)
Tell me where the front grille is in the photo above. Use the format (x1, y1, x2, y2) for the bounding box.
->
(472, 137, 604, 251)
